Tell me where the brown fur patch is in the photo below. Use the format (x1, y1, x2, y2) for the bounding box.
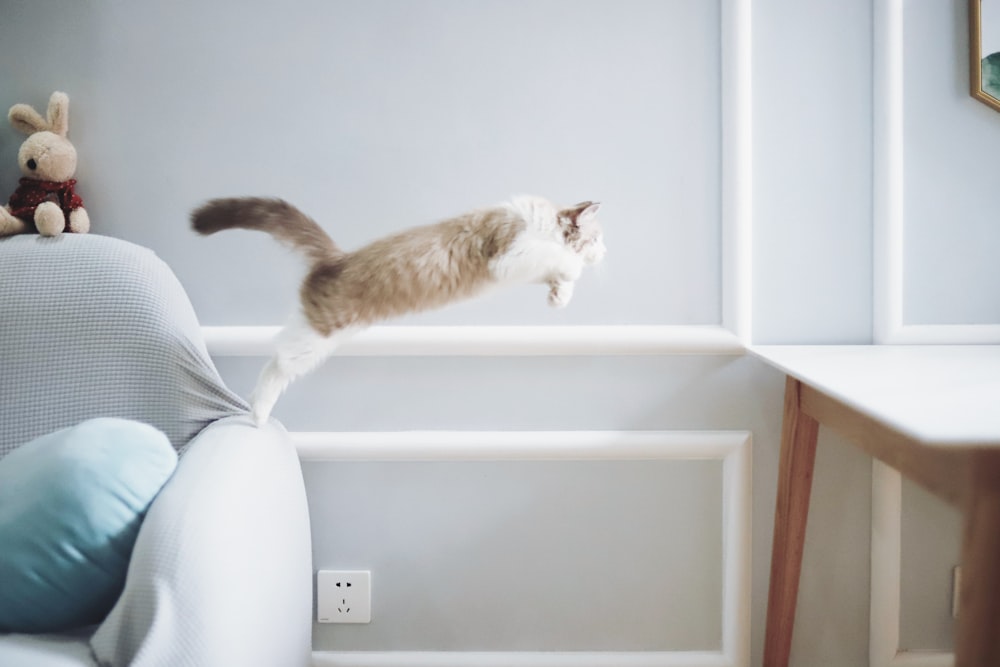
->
(557, 201, 596, 250)
(191, 197, 342, 264)
(301, 207, 524, 336)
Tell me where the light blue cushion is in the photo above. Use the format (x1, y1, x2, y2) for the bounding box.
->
(0, 418, 177, 632)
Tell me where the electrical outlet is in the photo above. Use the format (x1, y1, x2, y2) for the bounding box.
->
(317, 570, 371, 624)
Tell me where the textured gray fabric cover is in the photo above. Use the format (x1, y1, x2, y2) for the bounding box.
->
(0, 234, 247, 457)
(90, 417, 313, 667)
(0, 630, 96, 667)
(0, 235, 312, 666)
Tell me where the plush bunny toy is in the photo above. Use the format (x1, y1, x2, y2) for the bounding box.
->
(0, 91, 89, 237)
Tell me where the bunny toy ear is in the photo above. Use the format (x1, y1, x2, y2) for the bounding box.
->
(46, 91, 70, 137)
(8, 103, 49, 136)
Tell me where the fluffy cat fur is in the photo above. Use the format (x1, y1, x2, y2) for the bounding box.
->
(191, 195, 606, 425)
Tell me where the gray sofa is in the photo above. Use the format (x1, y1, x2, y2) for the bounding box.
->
(0, 234, 312, 666)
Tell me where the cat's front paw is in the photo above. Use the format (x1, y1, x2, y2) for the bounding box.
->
(548, 281, 574, 308)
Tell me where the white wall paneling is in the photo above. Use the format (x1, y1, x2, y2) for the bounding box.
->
(871, 2, 977, 663)
(195, 2, 753, 664)
(204, 0, 752, 358)
(874, 0, 1000, 344)
(303, 430, 751, 667)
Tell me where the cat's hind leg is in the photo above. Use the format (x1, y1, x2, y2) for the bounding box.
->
(250, 318, 352, 426)
(250, 357, 297, 427)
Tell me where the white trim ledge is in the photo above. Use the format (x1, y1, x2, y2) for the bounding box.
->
(292, 430, 749, 462)
(311, 651, 733, 667)
(202, 325, 745, 357)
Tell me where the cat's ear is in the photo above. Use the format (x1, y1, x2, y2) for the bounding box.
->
(576, 202, 600, 224)
(561, 201, 600, 227)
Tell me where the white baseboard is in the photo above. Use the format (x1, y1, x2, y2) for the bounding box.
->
(311, 650, 733, 667)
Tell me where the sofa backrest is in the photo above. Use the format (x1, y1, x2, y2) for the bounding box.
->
(0, 234, 247, 457)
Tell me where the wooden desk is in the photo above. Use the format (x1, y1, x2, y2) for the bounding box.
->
(753, 346, 1000, 667)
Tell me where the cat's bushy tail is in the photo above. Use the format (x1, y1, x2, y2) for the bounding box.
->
(191, 197, 343, 265)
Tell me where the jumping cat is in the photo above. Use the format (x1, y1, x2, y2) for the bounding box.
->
(191, 195, 606, 425)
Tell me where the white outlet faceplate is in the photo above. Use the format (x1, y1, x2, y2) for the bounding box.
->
(317, 570, 371, 624)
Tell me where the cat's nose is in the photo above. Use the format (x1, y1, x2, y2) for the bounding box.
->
(26, 158, 37, 171)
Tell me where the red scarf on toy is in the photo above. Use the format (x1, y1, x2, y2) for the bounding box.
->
(8, 178, 84, 230)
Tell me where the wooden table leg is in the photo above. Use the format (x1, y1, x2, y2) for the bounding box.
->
(763, 377, 820, 667)
(955, 451, 1000, 667)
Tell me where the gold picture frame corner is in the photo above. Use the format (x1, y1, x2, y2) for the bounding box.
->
(970, 0, 1000, 112)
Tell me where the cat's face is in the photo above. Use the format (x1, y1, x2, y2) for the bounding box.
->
(559, 202, 606, 265)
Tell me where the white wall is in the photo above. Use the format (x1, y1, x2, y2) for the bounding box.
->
(1, 1, 993, 665)
(752, 0, 874, 345)
(903, 0, 1000, 326)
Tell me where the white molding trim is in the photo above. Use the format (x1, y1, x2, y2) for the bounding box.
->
(874, 323, 1000, 345)
(293, 430, 749, 462)
(303, 430, 751, 667)
(873, 0, 1000, 345)
(202, 325, 745, 357)
(870, 461, 954, 667)
(873, 0, 904, 345)
(721, 0, 753, 347)
(721, 429, 752, 667)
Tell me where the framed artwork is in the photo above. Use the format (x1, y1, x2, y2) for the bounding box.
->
(971, 0, 1000, 112)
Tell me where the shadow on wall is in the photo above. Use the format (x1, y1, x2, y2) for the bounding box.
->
(0, 3, 101, 197)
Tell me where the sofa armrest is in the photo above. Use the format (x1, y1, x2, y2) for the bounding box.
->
(90, 417, 312, 667)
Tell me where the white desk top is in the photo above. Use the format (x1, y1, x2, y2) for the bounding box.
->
(751, 346, 1000, 448)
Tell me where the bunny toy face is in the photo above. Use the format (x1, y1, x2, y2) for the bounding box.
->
(0, 91, 89, 237)
(18, 130, 78, 183)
